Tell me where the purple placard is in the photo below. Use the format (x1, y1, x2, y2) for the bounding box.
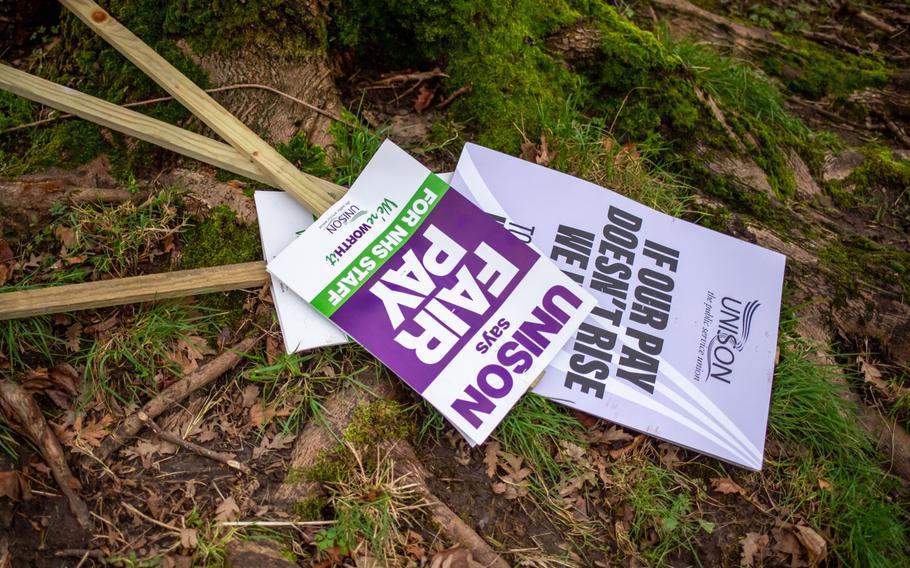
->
(331, 188, 538, 393)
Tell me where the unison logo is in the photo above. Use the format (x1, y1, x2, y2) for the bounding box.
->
(325, 205, 368, 234)
(705, 297, 760, 384)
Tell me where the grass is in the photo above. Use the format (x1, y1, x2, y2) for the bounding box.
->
(79, 302, 220, 408)
(315, 443, 425, 562)
(608, 456, 710, 565)
(494, 394, 585, 485)
(538, 104, 694, 218)
(242, 346, 363, 435)
(767, 329, 908, 567)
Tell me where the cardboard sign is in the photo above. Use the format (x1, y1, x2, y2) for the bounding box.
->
(452, 143, 786, 469)
(254, 191, 348, 353)
(268, 141, 596, 445)
(253, 174, 457, 354)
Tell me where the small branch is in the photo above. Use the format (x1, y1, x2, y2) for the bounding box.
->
(436, 85, 473, 111)
(1, 83, 354, 135)
(53, 549, 106, 561)
(855, 9, 900, 35)
(93, 335, 259, 462)
(218, 520, 335, 527)
(0, 379, 91, 529)
(122, 502, 180, 532)
(369, 68, 448, 87)
(138, 411, 251, 474)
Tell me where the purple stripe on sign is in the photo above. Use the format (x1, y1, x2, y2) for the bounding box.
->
(330, 189, 538, 394)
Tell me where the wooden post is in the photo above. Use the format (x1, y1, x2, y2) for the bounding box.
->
(0, 64, 344, 207)
(0, 263, 268, 320)
(59, 0, 341, 214)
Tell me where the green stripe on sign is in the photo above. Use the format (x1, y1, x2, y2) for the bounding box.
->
(311, 173, 449, 317)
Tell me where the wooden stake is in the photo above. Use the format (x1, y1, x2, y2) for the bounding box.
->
(59, 0, 342, 214)
(0, 65, 344, 211)
(0, 262, 267, 321)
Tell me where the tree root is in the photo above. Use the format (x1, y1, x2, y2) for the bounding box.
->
(272, 370, 398, 507)
(388, 442, 510, 568)
(93, 335, 259, 463)
(0, 379, 91, 529)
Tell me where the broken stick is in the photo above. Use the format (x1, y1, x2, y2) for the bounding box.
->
(138, 411, 252, 474)
(0, 379, 91, 529)
(94, 335, 259, 462)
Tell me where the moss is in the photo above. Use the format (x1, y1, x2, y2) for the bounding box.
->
(685, 161, 793, 232)
(177, 206, 262, 327)
(826, 146, 910, 231)
(344, 400, 414, 446)
(818, 237, 910, 302)
(761, 34, 889, 100)
(298, 447, 350, 484)
(292, 497, 328, 521)
(276, 133, 333, 179)
(179, 206, 261, 269)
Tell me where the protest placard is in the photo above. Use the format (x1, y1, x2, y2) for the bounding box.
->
(253, 174, 458, 354)
(254, 191, 349, 353)
(452, 143, 786, 469)
(268, 141, 596, 445)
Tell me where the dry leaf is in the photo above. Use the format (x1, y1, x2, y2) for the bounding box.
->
(483, 440, 500, 478)
(795, 524, 827, 567)
(265, 334, 280, 365)
(858, 356, 890, 394)
(179, 527, 198, 549)
(535, 134, 551, 166)
(0, 264, 8, 286)
(215, 496, 240, 522)
(84, 315, 119, 335)
(592, 425, 633, 444)
(740, 532, 769, 567)
(430, 547, 482, 568)
(817, 478, 832, 491)
(520, 140, 538, 162)
(414, 85, 435, 113)
(711, 476, 746, 495)
(54, 226, 76, 248)
(241, 385, 260, 408)
(64, 323, 83, 353)
(609, 434, 645, 459)
(0, 239, 13, 265)
(771, 526, 806, 568)
(0, 471, 26, 500)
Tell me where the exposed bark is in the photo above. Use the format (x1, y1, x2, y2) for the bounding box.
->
(0, 379, 91, 529)
(94, 335, 259, 462)
(0, 157, 138, 231)
(225, 540, 296, 568)
(546, 21, 604, 62)
(182, 44, 343, 149)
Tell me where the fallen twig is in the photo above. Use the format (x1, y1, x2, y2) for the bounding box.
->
(367, 68, 448, 88)
(1, 82, 352, 135)
(93, 335, 259, 462)
(0, 379, 91, 529)
(436, 84, 473, 111)
(138, 411, 252, 474)
(53, 549, 106, 561)
(218, 520, 335, 527)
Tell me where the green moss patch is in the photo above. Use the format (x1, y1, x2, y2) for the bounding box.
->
(345, 400, 414, 447)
